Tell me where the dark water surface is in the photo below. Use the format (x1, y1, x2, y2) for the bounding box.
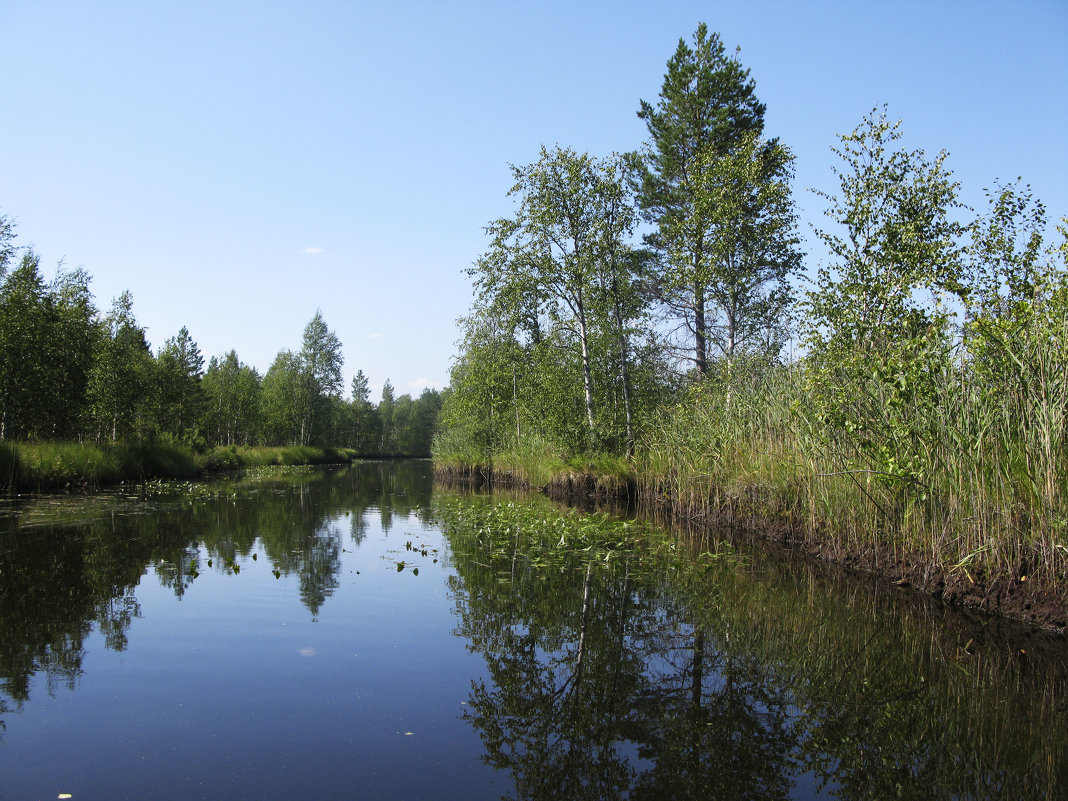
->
(0, 461, 1065, 800)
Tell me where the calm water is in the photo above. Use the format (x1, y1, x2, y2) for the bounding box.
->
(0, 461, 1065, 800)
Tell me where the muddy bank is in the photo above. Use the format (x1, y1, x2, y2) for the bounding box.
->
(435, 463, 1068, 635)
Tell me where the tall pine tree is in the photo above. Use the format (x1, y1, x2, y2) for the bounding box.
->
(636, 23, 768, 377)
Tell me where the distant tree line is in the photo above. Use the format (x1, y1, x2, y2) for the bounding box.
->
(0, 221, 440, 456)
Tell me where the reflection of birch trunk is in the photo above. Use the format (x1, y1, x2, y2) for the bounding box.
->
(691, 628, 705, 712)
(574, 561, 594, 689)
(689, 627, 706, 768)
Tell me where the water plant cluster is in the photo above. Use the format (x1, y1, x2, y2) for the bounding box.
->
(434, 496, 738, 581)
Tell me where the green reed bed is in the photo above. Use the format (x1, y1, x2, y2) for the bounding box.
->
(0, 441, 361, 492)
(637, 345, 1068, 589)
(0, 440, 199, 491)
(199, 444, 360, 472)
(433, 427, 634, 493)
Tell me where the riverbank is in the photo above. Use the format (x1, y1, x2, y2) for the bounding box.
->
(434, 459, 1068, 634)
(0, 440, 364, 492)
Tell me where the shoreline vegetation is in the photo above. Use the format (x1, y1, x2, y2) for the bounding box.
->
(431, 24, 1068, 633)
(432, 452, 1068, 635)
(2, 23, 1064, 634)
(0, 440, 406, 493)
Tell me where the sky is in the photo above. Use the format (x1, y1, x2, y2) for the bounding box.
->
(2, 0, 1066, 400)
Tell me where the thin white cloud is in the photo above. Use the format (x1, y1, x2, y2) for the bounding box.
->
(410, 378, 430, 389)
(303, 246, 324, 255)
(368, 332, 383, 340)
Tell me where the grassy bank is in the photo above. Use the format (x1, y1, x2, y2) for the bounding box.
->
(0, 441, 362, 492)
(638, 355, 1068, 592)
(433, 435, 636, 501)
(433, 351, 1068, 624)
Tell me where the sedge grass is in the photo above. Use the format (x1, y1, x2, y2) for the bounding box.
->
(0, 441, 361, 492)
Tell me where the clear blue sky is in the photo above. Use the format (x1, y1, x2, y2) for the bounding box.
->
(2, 1, 1065, 399)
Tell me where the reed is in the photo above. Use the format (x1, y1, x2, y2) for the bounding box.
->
(636, 327, 1068, 587)
(0, 441, 360, 492)
(1, 440, 199, 491)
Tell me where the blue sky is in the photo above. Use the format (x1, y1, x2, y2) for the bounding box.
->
(2, 1, 1065, 399)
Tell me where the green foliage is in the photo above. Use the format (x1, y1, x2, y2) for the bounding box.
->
(636, 22, 770, 375)
(154, 326, 206, 441)
(298, 310, 344, 446)
(0, 251, 98, 439)
(0, 211, 16, 277)
(85, 291, 155, 442)
(442, 82, 1067, 589)
(347, 370, 378, 452)
(641, 110, 1068, 583)
(0, 213, 434, 464)
(261, 348, 303, 445)
(801, 108, 967, 497)
(377, 378, 396, 452)
(445, 146, 665, 464)
(690, 132, 802, 359)
(203, 350, 262, 446)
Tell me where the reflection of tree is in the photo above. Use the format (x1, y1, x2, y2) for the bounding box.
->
(0, 511, 157, 725)
(297, 528, 341, 619)
(456, 559, 644, 800)
(349, 509, 369, 547)
(0, 459, 436, 727)
(155, 543, 201, 599)
(445, 506, 801, 801)
(443, 501, 1068, 801)
(631, 621, 796, 800)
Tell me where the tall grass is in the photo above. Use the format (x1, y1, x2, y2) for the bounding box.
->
(433, 425, 634, 493)
(637, 333, 1068, 586)
(0, 440, 199, 491)
(0, 441, 361, 492)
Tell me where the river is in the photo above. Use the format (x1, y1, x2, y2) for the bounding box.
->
(0, 461, 1065, 799)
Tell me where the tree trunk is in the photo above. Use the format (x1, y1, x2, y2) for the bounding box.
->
(576, 305, 596, 434)
(614, 300, 634, 451)
(513, 368, 521, 446)
(694, 285, 707, 378)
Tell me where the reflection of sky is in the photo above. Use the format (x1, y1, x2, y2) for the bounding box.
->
(3, 508, 501, 800)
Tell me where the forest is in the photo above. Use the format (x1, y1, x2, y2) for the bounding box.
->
(433, 24, 1068, 589)
(0, 217, 442, 466)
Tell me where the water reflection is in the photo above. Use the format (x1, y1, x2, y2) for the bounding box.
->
(0, 463, 1065, 799)
(0, 460, 433, 725)
(440, 496, 1068, 800)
